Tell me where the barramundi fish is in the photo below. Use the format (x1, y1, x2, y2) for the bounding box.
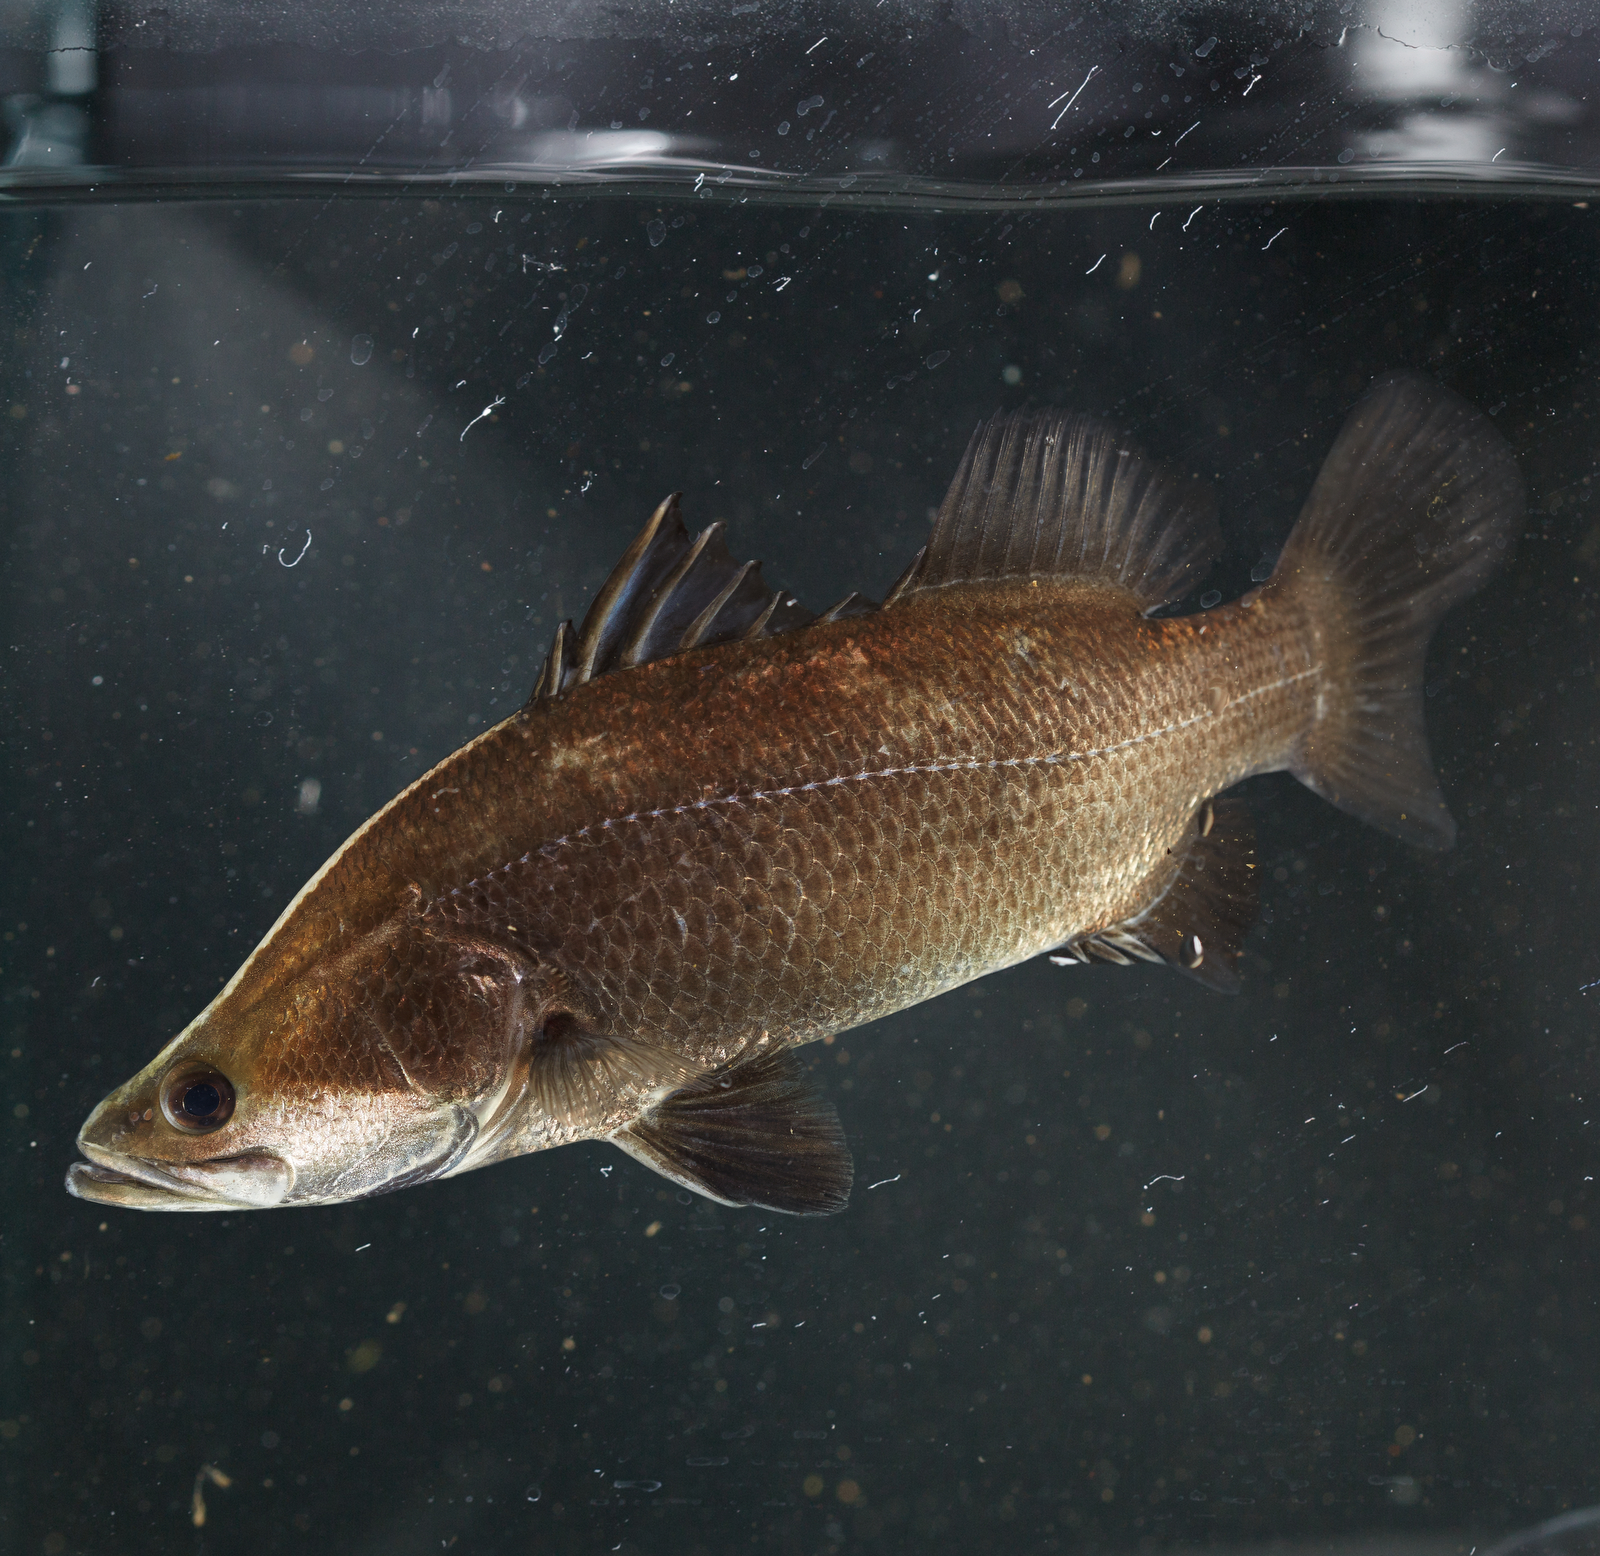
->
(66, 375, 1522, 1216)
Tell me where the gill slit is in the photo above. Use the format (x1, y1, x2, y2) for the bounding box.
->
(535, 663, 1323, 856)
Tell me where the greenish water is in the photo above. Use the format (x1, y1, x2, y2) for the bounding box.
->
(4, 187, 1599, 1554)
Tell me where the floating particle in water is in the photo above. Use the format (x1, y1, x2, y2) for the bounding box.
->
(191, 1464, 232, 1528)
(350, 335, 373, 365)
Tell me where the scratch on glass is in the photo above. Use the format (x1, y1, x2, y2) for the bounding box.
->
(461, 395, 506, 441)
(1048, 65, 1101, 130)
(279, 530, 313, 568)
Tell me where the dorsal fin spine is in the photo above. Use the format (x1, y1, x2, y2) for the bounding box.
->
(620, 523, 720, 667)
(817, 591, 870, 624)
(572, 493, 684, 684)
(522, 494, 822, 703)
(741, 591, 783, 639)
(881, 545, 927, 608)
(681, 558, 760, 651)
(529, 619, 575, 706)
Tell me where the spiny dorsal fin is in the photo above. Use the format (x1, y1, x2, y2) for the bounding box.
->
(892, 410, 1221, 613)
(1050, 797, 1257, 992)
(815, 590, 879, 624)
(611, 1046, 853, 1216)
(530, 619, 575, 702)
(526, 495, 816, 705)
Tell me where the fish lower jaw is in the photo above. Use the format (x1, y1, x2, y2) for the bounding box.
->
(65, 1159, 229, 1212)
(65, 1141, 295, 1212)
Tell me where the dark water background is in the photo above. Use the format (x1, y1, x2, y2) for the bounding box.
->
(3, 190, 1599, 1554)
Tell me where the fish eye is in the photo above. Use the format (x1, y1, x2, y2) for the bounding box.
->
(160, 1066, 236, 1133)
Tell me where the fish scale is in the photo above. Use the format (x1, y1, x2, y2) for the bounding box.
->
(66, 378, 1524, 1215)
(254, 583, 1277, 1170)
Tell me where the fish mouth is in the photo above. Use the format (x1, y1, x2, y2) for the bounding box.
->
(66, 1139, 295, 1212)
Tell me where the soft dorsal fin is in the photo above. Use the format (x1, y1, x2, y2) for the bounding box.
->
(526, 495, 817, 705)
(611, 1046, 853, 1215)
(888, 410, 1221, 612)
(1049, 797, 1257, 992)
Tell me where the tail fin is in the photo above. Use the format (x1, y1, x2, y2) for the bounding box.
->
(1269, 375, 1524, 850)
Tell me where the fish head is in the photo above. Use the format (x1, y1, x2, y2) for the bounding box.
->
(68, 1035, 304, 1211)
(66, 920, 536, 1212)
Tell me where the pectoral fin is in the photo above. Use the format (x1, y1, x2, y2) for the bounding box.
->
(612, 1048, 853, 1216)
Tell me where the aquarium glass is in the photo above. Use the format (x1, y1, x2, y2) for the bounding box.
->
(4, 3, 1600, 1553)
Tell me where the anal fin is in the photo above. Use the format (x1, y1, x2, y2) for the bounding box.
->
(612, 1047, 853, 1215)
(1051, 797, 1258, 992)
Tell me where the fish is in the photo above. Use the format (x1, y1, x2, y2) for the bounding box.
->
(66, 374, 1522, 1217)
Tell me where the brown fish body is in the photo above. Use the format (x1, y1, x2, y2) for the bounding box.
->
(67, 378, 1524, 1214)
(395, 581, 1306, 1055)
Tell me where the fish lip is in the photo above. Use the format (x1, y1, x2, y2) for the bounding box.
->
(66, 1139, 295, 1211)
(76, 1137, 185, 1190)
(64, 1157, 219, 1211)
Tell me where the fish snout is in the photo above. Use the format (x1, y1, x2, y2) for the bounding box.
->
(75, 1075, 154, 1158)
